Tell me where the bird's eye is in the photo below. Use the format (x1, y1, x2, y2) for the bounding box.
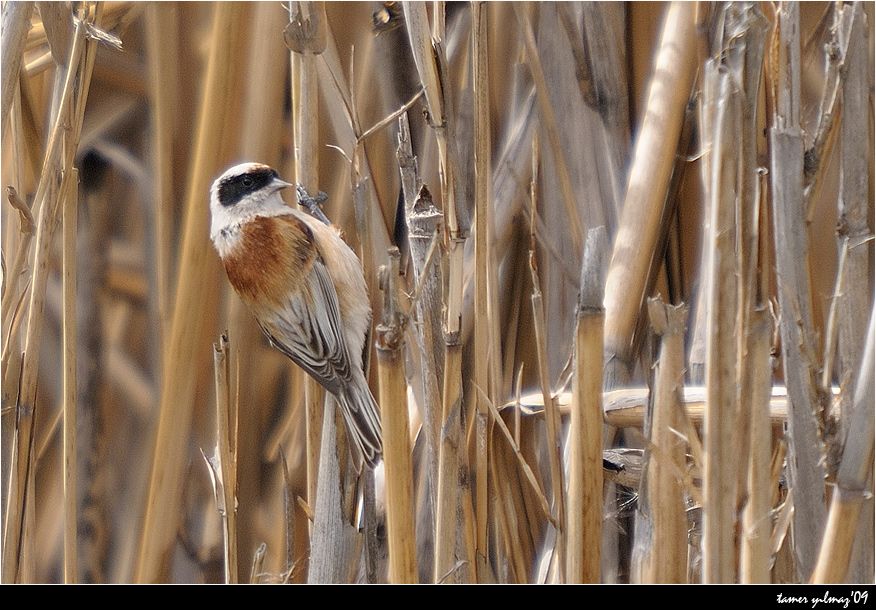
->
(242, 176, 254, 187)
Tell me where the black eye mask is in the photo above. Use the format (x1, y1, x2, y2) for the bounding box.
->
(217, 167, 279, 207)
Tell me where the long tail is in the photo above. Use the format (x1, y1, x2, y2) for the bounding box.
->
(337, 375, 383, 469)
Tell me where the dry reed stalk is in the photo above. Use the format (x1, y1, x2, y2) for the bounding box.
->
(802, 4, 846, 220)
(577, 2, 630, 222)
(307, 401, 358, 583)
(1, 187, 35, 334)
(740, 307, 773, 583)
(397, 115, 442, 515)
(289, 0, 328, 518)
(811, 308, 873, 583)
(528, 136, 565, 582)
(719, 4, 768, 515)
(375, 247, 417, 583)
(515, 386, 799, 430)
(0, 1, 34, 140)
(769, 1, 827, 579)
(403, 0, 469, 583)
(62, 167, 78, 583)
(831, 2, 874, 580)
(134, 3, 245, 582)
(703, 66, 740, 584)
(603, 1, 696, 382)
(633, 298, 687, 584)
(3, 16, 90, 583)
(566, 227, 606, 583)
(144, 2, 176, 343)
(834, 1, 871, 443)
(513, 3, 582, 255)
(229, 1, 290, 577)
(470, 0, 498, 579)
(209, 334, 238, 583)
(250, 542, 267, 583)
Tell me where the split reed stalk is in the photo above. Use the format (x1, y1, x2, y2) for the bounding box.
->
(811, 308, 874, 583)
(376, 248, 417, 583)
(403, 0, 469, 583)
(397, 114, 443, 522)
(603, 1, 696, 380)
(307, 399, 358, 583)
(135, 3, 245, 582)
(769, 2, 827, 579)
(640, 298, 688, 583)
(212, 334, 238, 583)
(62, 168, 78, 583)
(566, 227, 606, 583)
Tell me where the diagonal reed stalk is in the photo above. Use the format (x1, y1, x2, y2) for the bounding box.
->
(135, 3, 246, 582)
(603, 1, 696, 383)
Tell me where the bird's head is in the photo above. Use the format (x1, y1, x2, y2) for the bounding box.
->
(209, 162, 293, 240)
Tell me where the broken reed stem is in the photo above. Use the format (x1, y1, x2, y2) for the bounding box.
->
(566, 227, 607, 584)
(376, 247, 417, 583)
(213, 334, 238, 584)
(769, 1, 827, 579)
(307, 399, 358, 583)
(529, 135, 566, 582)
(603, 1, 696, 374)
(741, 307, 773, 583)
(397, 114, 443, 522)
(289, 0, 326, 517)
(0, 1, 33, 140)
(62, 168, 79, 583)
(811, 307, 874, 583)
(403, 0, 469, 584)
(3, 17, 88, 584)
(135, 3, 244, 582)
(641, 298, 688, 584)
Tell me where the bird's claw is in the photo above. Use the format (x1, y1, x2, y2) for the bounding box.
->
(296, 184, 331, 226)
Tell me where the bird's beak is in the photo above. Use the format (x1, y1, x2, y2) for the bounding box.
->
(271, 177, 294, 192)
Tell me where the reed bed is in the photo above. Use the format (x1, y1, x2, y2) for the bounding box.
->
(1, 1, 872, 584)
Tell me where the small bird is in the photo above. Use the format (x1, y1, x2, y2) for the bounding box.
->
(210, 162, 382, 467)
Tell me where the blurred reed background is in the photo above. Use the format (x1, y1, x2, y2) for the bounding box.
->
(0, 1, 873, 584)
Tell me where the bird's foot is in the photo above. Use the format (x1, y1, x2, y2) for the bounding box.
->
(296, 185, 331, 226)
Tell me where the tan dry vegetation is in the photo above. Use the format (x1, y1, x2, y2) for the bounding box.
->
(0, 1, 873, 584)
